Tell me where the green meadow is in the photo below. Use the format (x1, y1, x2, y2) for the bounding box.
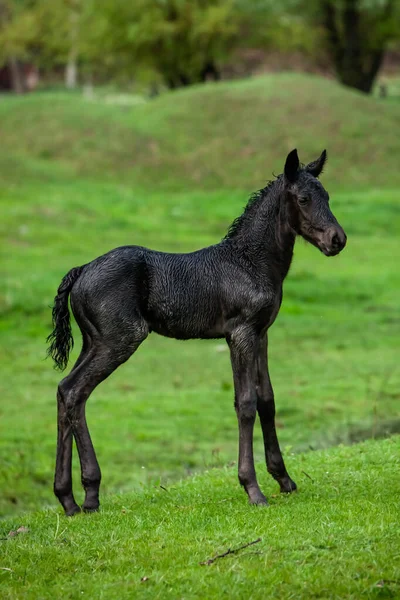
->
(0, 74, 399, 598)
(2, 438, 400, 599)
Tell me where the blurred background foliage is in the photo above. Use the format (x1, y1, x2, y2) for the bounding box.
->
(0, 0, 399, 93)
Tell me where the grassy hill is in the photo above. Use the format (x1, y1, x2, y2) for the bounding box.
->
(1, 437, 400, 599)
(0, 73, 400, 191)
(0, 73, 399, 521)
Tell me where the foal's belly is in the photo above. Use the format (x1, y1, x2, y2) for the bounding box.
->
(146, 296, 281, 341)
(150, 322, 225, 340)
(146, 299, 226, 340)
(148, 316, 226, 340)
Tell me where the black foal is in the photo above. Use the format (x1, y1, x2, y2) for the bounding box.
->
(48, 149, 346, 515)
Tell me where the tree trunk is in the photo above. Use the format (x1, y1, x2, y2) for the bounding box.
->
(337, 49, 385, 94)
(65, 51, 78, 89)
(8, 57, 26, 94)
(321, 0, 387, 94)
(65, 4, 79, 89)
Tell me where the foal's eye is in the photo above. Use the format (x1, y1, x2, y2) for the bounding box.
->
(298, 197, 309, 206)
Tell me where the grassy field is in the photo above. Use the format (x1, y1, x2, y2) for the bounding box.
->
(1, 72, 399, 599)
(1, 437, 399, 599)
(0, 72, 399, 530)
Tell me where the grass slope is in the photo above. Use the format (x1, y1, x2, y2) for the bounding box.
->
(1, 437, 400, 599)
(0, 74, 399, 518)
(0, 73, 400, 191)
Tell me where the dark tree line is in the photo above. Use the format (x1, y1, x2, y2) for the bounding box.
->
(0, 0, 399, 94)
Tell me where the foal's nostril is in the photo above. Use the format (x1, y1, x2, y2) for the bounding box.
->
(331, 233, 340, 249)
(325, 227, 346, 254)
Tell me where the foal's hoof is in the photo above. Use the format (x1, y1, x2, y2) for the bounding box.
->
(249, 493, 268, 506)
(83, 504, 100, 514)
(65, 504, 81, 517)
(279, 478, 297, 494)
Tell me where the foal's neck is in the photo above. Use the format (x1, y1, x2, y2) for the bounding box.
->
(225, 179, 296, 282)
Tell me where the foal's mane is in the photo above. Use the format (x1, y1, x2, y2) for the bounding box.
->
(224, 177, 280, 240)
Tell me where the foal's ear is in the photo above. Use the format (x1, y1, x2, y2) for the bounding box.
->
(306, 149, 327, 178)
(284, 149, 300, 183)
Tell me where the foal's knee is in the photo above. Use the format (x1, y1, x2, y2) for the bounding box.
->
(235, 391, 257, 422)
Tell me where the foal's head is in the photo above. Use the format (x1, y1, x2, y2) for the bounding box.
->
(283, 149, 346, 256)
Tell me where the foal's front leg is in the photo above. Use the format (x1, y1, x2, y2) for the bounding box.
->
(256, 334, 296, 493)
(228, 330, 267, 505)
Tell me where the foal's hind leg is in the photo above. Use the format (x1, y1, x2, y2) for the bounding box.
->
(256, 334, 296, 494)
(54, 343, 91, 516)
(55, 317, 148, 515)
(59, 339, 144, 514)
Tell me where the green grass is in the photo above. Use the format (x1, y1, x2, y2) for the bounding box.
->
(0, 73, 399, 528)
(1, 437, 400, 599)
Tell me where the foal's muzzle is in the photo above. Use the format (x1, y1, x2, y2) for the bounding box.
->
(320, 226, 347, 257)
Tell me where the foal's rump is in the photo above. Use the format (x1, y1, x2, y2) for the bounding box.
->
(70, 245, 150, 345)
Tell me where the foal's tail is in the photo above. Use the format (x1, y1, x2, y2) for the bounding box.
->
(46, 266, 84, 371)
